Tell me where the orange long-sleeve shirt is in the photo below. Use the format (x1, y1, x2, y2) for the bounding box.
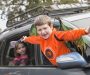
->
(24, 29, 87, 65)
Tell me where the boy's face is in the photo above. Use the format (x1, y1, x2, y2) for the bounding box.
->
(36, 24, 53, 39)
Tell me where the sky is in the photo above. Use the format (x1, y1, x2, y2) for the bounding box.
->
(0, 19, 7, 31)
(0, 10, 7, 31)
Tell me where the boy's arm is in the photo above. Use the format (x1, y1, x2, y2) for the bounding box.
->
(22, 36, 41, 44)
(55, 29, 88, 41)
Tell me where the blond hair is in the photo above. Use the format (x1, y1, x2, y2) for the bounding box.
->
(34, 15, 52, 26)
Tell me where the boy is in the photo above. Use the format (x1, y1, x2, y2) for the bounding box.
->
(22, 15, 90, 66)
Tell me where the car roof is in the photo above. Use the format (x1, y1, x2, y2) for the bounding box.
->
(0, 24, 32, 41)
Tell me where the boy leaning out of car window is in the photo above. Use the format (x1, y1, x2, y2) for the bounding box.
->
(21, 15, 90, 66)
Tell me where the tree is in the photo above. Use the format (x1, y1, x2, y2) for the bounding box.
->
(0, 0, 79, 25)
(60, 0, 79, 4)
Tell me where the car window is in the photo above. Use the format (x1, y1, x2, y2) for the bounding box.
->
(7, 41, 36, 66)
(0, 23, 55, 67)
(6, 33, 37, 66)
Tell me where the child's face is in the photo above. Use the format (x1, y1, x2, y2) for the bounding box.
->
(16, 43, 26, 55)
(36, 24, 53, 39)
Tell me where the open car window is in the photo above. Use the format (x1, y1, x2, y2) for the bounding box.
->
(7, 41, 36, 66)
(1, 24, 53, 67)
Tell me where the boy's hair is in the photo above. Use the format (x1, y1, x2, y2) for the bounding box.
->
(34, 15, 52, 26)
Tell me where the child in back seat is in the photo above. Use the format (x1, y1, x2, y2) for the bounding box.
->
(11, 41, 30, 66)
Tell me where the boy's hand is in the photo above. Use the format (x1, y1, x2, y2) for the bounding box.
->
(85, 26, 90, 34)
(20, 36, 27, 41)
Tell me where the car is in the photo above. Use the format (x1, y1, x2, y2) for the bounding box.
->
(0, 8, 90, 75)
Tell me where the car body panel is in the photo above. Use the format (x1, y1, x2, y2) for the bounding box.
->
(0, 67, 88, 75)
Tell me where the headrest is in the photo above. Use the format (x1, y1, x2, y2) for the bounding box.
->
(51, 19, 60, 27)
